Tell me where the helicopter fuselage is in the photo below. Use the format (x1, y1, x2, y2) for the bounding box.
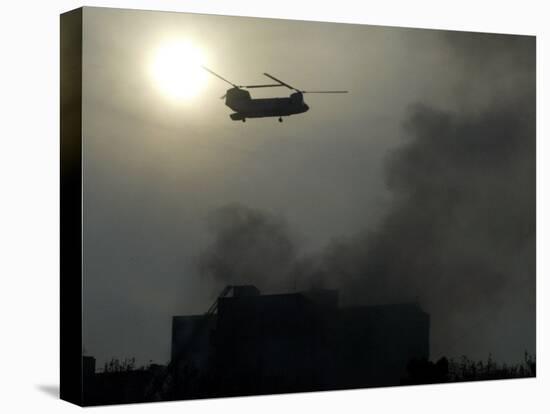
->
(224, 87, 309, 121)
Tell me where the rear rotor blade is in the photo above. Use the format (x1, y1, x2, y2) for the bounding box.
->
(263, 73, 299, 91)
(201, 66, 238, 87)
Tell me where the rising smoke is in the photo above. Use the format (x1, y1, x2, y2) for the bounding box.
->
(198, 204, 298, 292)
(324, 96, 535, 359)
(197, 32, 535, 361)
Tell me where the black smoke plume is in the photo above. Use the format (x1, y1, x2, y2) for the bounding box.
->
(322, 96, 535, 358)
(198, 204, 297, 292)
(197, 33, 535, 361)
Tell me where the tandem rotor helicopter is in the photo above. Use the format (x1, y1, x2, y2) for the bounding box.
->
(202, 66, 348, 122)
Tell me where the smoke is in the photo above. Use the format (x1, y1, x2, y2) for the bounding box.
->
(311, 33, 535, 359)
(323, 96, 535, 358)
(198, 204, 297, 292)
(197, 33, 535, 361)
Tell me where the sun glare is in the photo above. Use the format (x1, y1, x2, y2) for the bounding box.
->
(151, 41, 208, 101)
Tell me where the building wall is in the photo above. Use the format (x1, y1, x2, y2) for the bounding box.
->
(171, 315, 214, 373)
(170, 290, 430, 397)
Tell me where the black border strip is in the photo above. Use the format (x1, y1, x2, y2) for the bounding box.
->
(60, 7, 83, 406)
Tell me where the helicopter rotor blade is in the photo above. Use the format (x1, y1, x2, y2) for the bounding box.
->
(302, 90, 349, 94)
(263, 73, 348, 94)
(240, 83, 285, 89)
(201, 66, 238, 88)
(263, 73, 299, 91)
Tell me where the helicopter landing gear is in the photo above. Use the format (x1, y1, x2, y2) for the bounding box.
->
(278, 117, 283, 123)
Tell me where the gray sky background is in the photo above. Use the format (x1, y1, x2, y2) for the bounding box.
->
(81, 7, 535, 368)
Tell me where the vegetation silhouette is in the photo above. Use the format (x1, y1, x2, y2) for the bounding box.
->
(402, 352, 536, 385)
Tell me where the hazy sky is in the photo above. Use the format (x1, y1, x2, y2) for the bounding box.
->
(81, 7, 535, 368)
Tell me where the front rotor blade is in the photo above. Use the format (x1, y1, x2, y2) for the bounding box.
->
(201, 66, 238, 87)
(263, 73, 299, 91)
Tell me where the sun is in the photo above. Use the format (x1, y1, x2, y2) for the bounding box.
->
(151, 41, 208, 101)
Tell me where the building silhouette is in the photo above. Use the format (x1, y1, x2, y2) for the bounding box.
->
(81, 285, 536, 405)
(169, 285, 429, 398)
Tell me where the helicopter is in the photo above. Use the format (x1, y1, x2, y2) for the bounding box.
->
(202, 66, 348, 122)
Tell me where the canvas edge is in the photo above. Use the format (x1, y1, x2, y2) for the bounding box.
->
(60, 7, 84, 407)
